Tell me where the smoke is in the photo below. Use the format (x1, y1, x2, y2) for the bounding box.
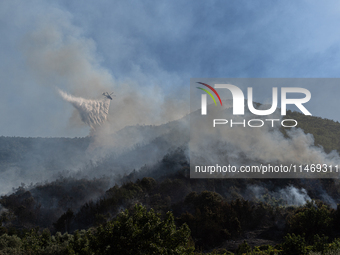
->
(58, 89, 110, 131)
(2, 0, 340, 209)
(320, 192, 337, 209)
(247, 185, 311, 207)
(19, 10, 188, 139)
(301, 179, 338, 209)
(190, 101, 340, 173)
(279, 186, 311, 206)
(0, 1, 189, 195)
(246, 182, 338, 208)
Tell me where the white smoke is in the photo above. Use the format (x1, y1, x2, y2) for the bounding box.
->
(190, 101, 340, 170)
(58, 89, 110, 131)
(247, 185, 311, 206)
(20, 16, 188, 137)
(320, 192, 337, 209)
(279, 186, 311, 206)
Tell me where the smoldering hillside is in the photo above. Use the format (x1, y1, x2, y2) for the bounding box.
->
(0, 6, 190, 195)
(2, 108, 340, 251)
(3, 3, 340, 248)
(0, 113, 190, 195)
(1, 107, 340, 201)
(7, 0, 340, 210)
(0, 136, 91, 194)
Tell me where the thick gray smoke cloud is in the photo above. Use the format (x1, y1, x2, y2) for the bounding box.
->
(21, 16, 188, 137)
(2, 0, 340, 214)
(0, 1, 189, 195)
(58, 89, 110, 131)
(190, 102, 340, 172)
(0, 0, 185, 139)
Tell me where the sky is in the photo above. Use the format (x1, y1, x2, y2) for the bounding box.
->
(1, 0, 340, 137)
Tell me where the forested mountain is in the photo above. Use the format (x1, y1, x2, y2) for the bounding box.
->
(0, 110, 340, 254)
(284, 110, 340, 154)
(0, 136, 90, 167)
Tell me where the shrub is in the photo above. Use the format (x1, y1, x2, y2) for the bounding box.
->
(89, 204, 193, 255)
(287, 202, 332, 242)
(235, 240, 251, 255)
(281, 233, 307, 255)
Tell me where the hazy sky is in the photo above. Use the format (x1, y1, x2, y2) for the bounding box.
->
(2, 0, 340, 137)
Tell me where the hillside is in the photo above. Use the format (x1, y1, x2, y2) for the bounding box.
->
(0, 111, 340, 254)
(284, 110, 340, 154)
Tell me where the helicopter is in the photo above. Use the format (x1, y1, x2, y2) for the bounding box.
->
(102, 92, 115, 100)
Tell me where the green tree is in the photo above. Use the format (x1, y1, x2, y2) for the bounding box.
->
(288, 201, 332, 242)
(281, 233, 307, 255)
(0, 234, 22, 254)
(235, 240, 251, 255)
(312, 234, 329, 254)
(89, 204, 193, 255)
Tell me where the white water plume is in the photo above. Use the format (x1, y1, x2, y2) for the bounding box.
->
(58, 89, 110, 130)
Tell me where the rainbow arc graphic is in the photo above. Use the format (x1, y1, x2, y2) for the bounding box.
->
(196, 82, 223, 106)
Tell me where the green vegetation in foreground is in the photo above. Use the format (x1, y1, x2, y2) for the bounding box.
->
(0, 204, 193, 255)
(2, 203, 340, 254)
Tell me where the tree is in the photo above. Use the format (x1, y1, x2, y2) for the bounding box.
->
(235, 240, 251, 255)
(287, 201, 332, 242)
(53, 209, 74, 233)
(281, 233, 307, 255)
(89, 204, 193, 255)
